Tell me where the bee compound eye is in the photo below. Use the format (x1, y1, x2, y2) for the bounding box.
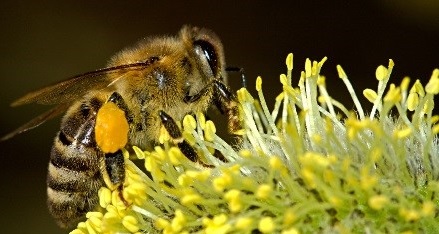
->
(193, 40, 219, 77)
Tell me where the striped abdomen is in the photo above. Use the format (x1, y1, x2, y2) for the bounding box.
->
(47, 100, 105, 228)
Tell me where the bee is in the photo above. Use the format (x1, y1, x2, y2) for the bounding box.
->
(2, 26, 241, 228)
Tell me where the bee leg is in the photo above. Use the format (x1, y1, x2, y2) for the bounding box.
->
(103, 150, 125, 187)
(184, 80, 241, 134)
(102, 150, 130, 206)
(107, 92, 133, 123)
(102, 92, 132, 205)
(226, 66, 247, 88)
(211, 80, 241, 134)
(159, 110, 213, 167)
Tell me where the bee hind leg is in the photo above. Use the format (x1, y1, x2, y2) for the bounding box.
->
(101, 150, 130, 206)
(103, 150, 125, 187)
(107, 92, 133, 123)
(159, 110, 213, 168)
(98, 92, 132, 205)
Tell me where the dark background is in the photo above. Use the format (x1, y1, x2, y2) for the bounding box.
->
(1, 1, 438, 233)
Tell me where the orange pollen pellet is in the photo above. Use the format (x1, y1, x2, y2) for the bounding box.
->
(95, 102, 129, 153)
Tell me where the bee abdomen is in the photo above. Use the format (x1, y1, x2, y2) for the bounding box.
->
(47, 129, 104, 228)
(47, 159, 100, 193)
(50, 131, 96, 172)
(47, 186, 101, 228)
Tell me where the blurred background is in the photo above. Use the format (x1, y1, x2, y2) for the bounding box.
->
(0, 1, 438, 233)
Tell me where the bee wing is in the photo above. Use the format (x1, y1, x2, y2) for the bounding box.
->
(3, 58, 159, 140)
(11, 60, 157, 107)
(1, 103, 70, 141)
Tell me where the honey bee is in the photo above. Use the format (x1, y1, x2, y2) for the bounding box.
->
(2, 26, 240, 228)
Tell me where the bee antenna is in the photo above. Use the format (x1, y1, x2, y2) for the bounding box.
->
(226, 66, 246, 88)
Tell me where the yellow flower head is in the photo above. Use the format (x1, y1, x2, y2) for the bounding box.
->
(71, 54, 439, 234)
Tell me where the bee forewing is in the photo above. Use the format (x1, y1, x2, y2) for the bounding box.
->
(11, 71, 114, 107)
(11, 61, 155, 107)
(1, 103, 70, 141)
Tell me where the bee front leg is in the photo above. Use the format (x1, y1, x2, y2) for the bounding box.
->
(159, 111, 213, 167)
(184, 80, 241, 134)
(211, 80, 241, 134)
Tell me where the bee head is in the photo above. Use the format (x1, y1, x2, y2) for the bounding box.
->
(180, 26, 227, 82)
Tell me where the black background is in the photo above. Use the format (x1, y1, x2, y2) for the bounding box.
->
(0, 1, 438, 233)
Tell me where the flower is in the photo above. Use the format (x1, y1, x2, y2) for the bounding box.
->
(71, 54, 439, 233)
